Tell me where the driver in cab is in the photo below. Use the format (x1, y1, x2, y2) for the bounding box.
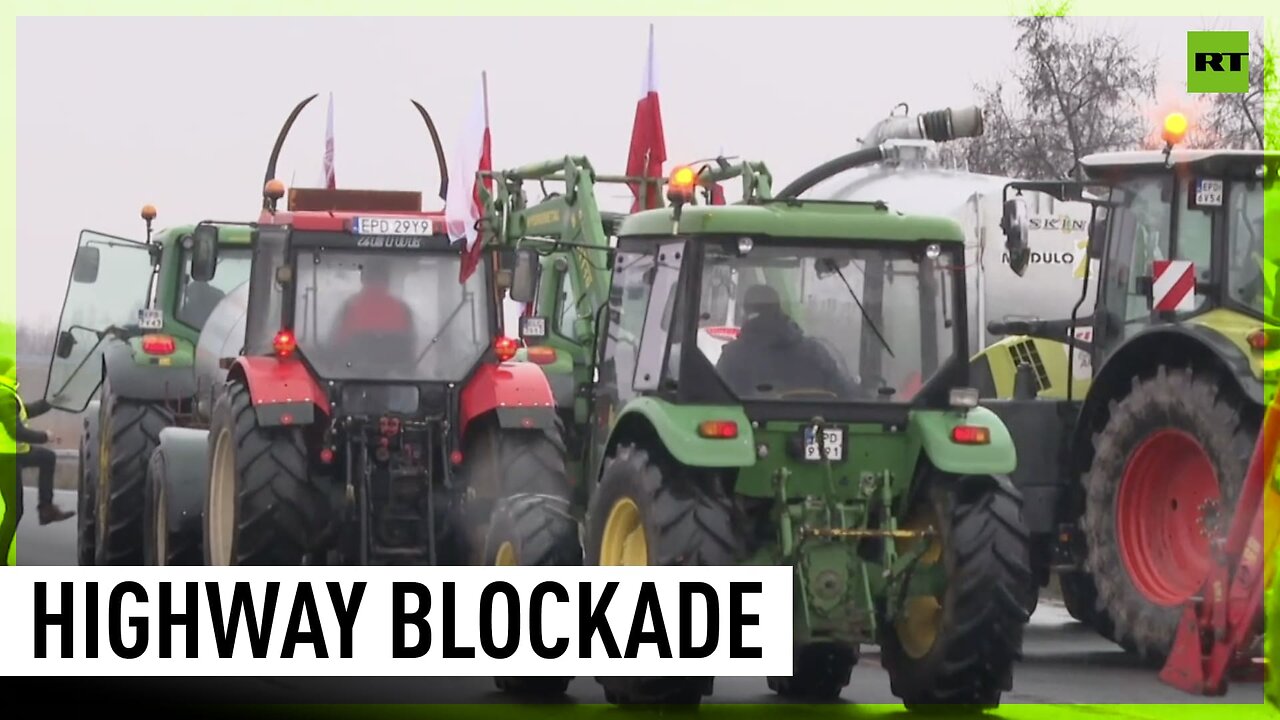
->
(331, 259, 418, 366)
(715, 284, 859, 399)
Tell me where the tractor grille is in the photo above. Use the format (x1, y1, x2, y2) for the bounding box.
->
(1007, 339, 1050, 392)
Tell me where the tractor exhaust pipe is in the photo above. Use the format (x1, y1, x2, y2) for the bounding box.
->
(260, 94, 452, 209)
(776, 104, 984, 200)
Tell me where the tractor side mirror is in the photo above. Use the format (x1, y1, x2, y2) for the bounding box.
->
(1001, 196, 1031, 277)
(190, 225, 220, 282)
(55, 330, 76, 359)
(510, 249, 541, 305)
(72, 245, 100, 284)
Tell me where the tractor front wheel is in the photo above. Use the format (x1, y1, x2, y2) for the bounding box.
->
(204, 380, 329, 565)
(485, 492, 582, 698)
(584, 443, 742, 706)
(1082, 366, 1253, 663)
(95, 379, 174, 565)
(879, 477, 1032, 709)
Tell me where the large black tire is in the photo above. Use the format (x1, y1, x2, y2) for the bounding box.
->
(94, 378, 174, 566)
(203, 380, 330, 565)
(878, 478, 1032, 709)
(143, 436, 203, 566)
(485, 493, 582, 698)
(76, 403, 100, 566)
(1081, 366, 1254, 663)
(1058, 570, 1119, 642)
(455, 419, 572, 564)
(766, 643, 858, 701)
(584, 443, 743, 706)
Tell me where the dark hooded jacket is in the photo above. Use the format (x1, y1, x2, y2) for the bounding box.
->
(715, 308, 859, 398)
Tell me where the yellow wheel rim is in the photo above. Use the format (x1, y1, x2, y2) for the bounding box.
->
(600, 498, 648, 566)
(495, 541, 517, 566)
(893, 503, 944, 659)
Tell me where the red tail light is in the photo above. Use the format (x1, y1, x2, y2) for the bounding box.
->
(141, 334, 176, 355)
(697, 420, 739, 439)
(703, 326, 740, 341)
(1247, 329, 1274, 351)
(319, 448, 335, 464)
(450, 450, 464, 465)
(951, 425, 991, 445)
(273, 329, 297, 357)
(494, 336, 518, 362)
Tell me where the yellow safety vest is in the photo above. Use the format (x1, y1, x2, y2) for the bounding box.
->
(0, 376, 30, 454)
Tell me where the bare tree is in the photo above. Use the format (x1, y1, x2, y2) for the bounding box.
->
(937, 15, 1159, 179)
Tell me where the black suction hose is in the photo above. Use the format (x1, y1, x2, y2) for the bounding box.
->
(776, 147, 888, 200)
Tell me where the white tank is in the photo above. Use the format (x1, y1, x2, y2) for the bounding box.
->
(807, 140, 1098, 361)
(192, 280, 251, 418)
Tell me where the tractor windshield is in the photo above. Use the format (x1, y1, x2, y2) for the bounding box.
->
(697, 240, 958, 403)
(175, 245, 253, 330)
(291, 248, 489, 382)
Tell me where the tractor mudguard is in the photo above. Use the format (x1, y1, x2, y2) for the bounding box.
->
(229, 356, 330, 428)
(460, 362, 558, 438)
(909, 407, 1017, 476)
(609, 397, 756, 468)
(152, 427, 210, 530)
(102, 341, 199, 403)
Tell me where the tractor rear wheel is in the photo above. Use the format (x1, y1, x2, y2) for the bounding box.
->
(204, 380, 330, 565)
(584, 443, 742, 707)
(77, 403, 100, 566)
(95, 379, 174, 565)
(879, 477, 1032, 709)
(485, 492, 582, 698)
(1082, 366, 1253, 663)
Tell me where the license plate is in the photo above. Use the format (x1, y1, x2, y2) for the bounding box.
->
(137, 308, 163, 330)
(801, 425, 845, 462)
(1193, 179, 1223, 207)
(351, 216, 435, 237)
(520, 315, 547, 339)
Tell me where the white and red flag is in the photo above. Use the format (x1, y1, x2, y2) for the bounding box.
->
(321, 92, 336, 189)
(626, 25, 666, 212)
(446, 72, 493, 283)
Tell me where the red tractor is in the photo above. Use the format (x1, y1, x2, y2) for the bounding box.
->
(147, 95, 569, 565)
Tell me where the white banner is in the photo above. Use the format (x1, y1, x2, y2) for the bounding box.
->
(0, 566, 793, 677)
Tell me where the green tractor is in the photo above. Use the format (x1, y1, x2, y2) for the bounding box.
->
(480, 137, 1034, 707)
(973, 132, 1278, 661)
(44, 206, 253, 565)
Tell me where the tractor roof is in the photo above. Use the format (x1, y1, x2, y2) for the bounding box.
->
(617, 200, 966, 243)
(156, 224, 254, 245)
(1080, 149, 1280, 179)
(258, 187, 447, 232)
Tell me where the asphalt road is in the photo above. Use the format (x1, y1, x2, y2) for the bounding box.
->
(11, 488, 1263, 705)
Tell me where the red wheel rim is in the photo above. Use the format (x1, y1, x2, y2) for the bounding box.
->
(1115, 428, 1220, 606)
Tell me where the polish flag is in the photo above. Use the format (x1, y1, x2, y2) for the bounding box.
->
(321, 92, 336, 189)
(626, 24, 666, 212)
(446, 72, 493, 283)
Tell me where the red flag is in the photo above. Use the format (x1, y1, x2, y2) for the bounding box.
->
(446, 72, 493, 283)
(321, 92, 336, 189)
(626, 25, 666, 212)
(709, 182, 726, 205)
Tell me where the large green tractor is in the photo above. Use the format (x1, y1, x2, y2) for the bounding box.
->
(43, 206, 252, 565)
(480, 137, 1034, 707)
(972, 129, 1278, 662)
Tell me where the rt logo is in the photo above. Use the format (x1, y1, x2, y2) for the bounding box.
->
(1187, 31, 1249, 93)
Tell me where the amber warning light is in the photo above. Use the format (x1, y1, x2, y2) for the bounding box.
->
(1162, 112, 1188, 146)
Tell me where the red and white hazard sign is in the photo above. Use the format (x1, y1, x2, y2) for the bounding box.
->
(1152, 260, 1196, 312)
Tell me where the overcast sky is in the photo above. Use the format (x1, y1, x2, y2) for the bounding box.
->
(16, 15, 1263, 329)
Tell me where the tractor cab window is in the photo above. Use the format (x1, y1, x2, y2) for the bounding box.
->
(1225, 178, 1273, 318)
(696, 240, 958, 403)
(175, 245, 253, 330)
(1102, 175, 1172, 340)
(291, 247, 489, 383)
(601, 245, 658, 403)
(1173, 177, 1214, 313)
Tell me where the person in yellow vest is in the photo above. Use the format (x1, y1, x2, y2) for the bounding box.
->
(0, 353, 73, 544)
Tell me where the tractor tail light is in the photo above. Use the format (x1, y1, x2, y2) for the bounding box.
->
(527, 346, 557, 364)
(141, 334, 176, 355)
(951, 425, 990, 445)
(1247, 329, 1273, 351)
(494, 336, 518, 362)
(319, 447, 335, 464)
(698, 420, 739, 439)
(273, 329, 297, 357)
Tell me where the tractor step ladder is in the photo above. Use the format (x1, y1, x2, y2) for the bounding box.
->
(1158, 393, 1279, 695)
